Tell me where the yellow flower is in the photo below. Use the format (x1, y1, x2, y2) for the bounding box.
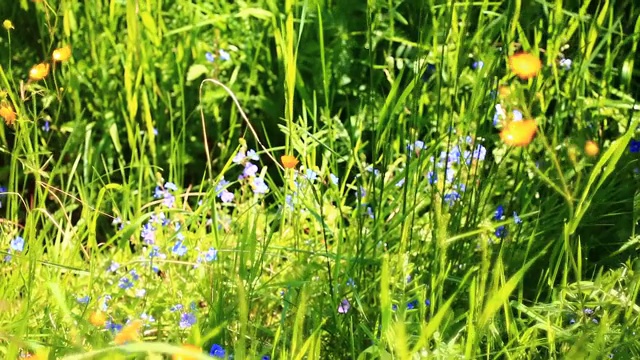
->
(0, 104, 16, 125)
(281, 155, 299, 169)
(172, 344, 202, 360)
(508, 52, 542, 80)
(114, 319, 143, 345)
(584, 140, 599, 157)
(52, 46, 72, 62)
(3, 20, 14, 30)
(500, 119, 537, 146)
(89, 311, 107, 327)
(29, 63, 50, 81)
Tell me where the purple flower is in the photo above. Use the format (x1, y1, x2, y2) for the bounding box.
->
(338, 299, 351, 314)
(495, 226, 507, 238)
(232, 150, 246, 164)
(172, 240, 188, 256)
(10, 236, 24, 252)
(164, 182, 178, 191)
(42, 120, 50, 132)
(252, 177, 269, 194)
(118, 276, 134, 290)
(630, 140, 640, 153)
(407, 300, 418, 310)
(203, 247, 218, 262)
(246, 149, 259, 160)
(141, 223, 156, 245)
(108, 261, 120, 272)
(472, 144, 486, 161)
(153, 186, 164, 199)
(179, 312, 197, 328)
(443, 191, 460, 205)
(163, 193, 176, 208)
(472, 60, 484, 70)
(243, 163, 259, 177)
(220, 190, 234, 203)
(77, 295, 90, 304)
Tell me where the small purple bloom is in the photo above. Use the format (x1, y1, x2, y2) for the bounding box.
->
(118, 276, 134, 290)
(179, 312, 197, 328)
(630, 140, 640, 153)
(204, 247, 218, 262)
(495, 225, 507, 238)
(220, 190, 234, 203)
(10, 236, 24, 252)
(77, 295, 90, 304)
(338, 299, 351, 314)
(164, 182, 178, 191)
(243, 163, 259, 177)
(252, 177, 269, 194)
(172, 240, 187, 256)
(246, 149, 259, 160)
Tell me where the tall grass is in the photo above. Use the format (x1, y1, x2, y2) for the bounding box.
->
(0, 0, 639, 359)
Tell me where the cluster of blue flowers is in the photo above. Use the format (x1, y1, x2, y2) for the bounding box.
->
(4, 235, 24, 262)
(493, 205, 522, 240)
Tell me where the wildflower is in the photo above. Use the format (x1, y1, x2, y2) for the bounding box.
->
(172, 240, 188, 256)
(495, 226, 507, 238)
(472, 144, 487, 161)
(472, 60, 484, 70)
(425, 299, 431, 306)
(242, 163, 259, 178)
(129, 269, 139, 281)
(118, 276, 134, 290)
(407, 300, 418, 310)
(3, 19, 14, 30)
(281, 155, 298, 169)
(395, 178, 405, 187)
(141, 223, 156, 245)
(584, 140, 599, 157)
(338, 299, 351, 314)
(203, 247, 218, 262)
(304, 169, 317, 182)
(149, 246, 166, 259)
(443, 191, 460, 206)
(89, 311, 107, 327)
(10, 236, 24, 252)
(140, 312, 155, 323)
(100, 295, 112, 311)
(52, 45, 71, 62)
(629, 140, 640, 153)
(584, 308, 594, 316)
(262, 356, 271, 360)
(179, 312, 197, 329)
(173, 344, 202, 360)
(218, 49, 231, 61)
(252, 177, 269, 194)
(246, 149, 259, 160)
(366, 206, 374, 219)
(209, 344, 226, 358)
(114, 320, 143, 344)
(346, 278, 356, 287)
(232, 150, 246, 164)
(108, 261, 120, 272)
(163, 192, 176, 208)
(500, 119, 537, 146)
(205, 52, 215, 63)
(219, 190, 234, 203)
(77, 295, 90, 304)
(408, 140, 425, 152)
(513, 211, 522, 224)
(494, 205, 505, 220)
(105, 320, 123, 333)
(421, 63, 436, 82)
(559, 58, 572, 70)
(0, 104, 16, 125)
(329, 173, 339, 185)
(135, 289, 146, 298)
(153, 186, 164, 199)
(170, 304, 184, 312)
(29, 63, 50, 81)
(164, 182, 178, 191)
(508, 52, 542, 80)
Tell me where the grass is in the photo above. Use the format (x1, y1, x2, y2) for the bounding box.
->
(1, 0, 640, 359)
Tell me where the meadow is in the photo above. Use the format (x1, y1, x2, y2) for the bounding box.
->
(1, 0, 640, 359)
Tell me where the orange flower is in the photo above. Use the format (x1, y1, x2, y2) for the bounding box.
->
(584, 140, 599, 157)
(281, 155, 299, 169)
(0, 104, 16, 125)
(114, 319, 143, 345)
(508, 52, 542, 80)
(52, 46, 72, 62)
(89, 311, 107, 327)
(500, 119, 537, 146)
(172, 344, 202, 360)
(29, 63, 50, 81)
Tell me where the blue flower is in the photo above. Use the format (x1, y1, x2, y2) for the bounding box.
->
(232, 150, 246, 164)
(630, 140, 640, 153)
(108, 261, 120, 272)
(118, 276, 134, 290)
(329, 173, 339, 185)
(77, 295, 90, 304)
(210, 344, 226, 358)
(179, 312, 197, 328)
(346, 278, 355, 287)
(407, 140, 425, 152)
(472, 60, 484, 70)
(472, 144, 486, 161)
(425, 299, 431, 306)
(243, 163, 259, 178)
(141, 223, 156, 245)
(304, 169, 318, 182)
(512, 109, 523, 121)
(42, 120, 50, 132)
(129, 269, 139, 281)
(10, 236, 24, 252)
(153, 186, 164, 199)
(216, 178, 230, 193)
(559, 58, 572, 70)
(443, 191, 460, 206)
(495, 226, 507, 238)
(172, 240, 188, 256)
(252, 177, 269, 194)
(164, 182, 178, 192)
(220, 190, 234, 203)
(149, 246, 166, 259)
(494, 205, 504, 220)
(246, 149, 259, 160)
(262, 356, 271, 360)
(205, 52, 215, 63)
(163, 193, 176, 208)
(218, 49, 231, 61)
(204, 247, 218, 262)
(395, 178, 405, 187)
(513, 211, 522, 224)
(105, 320, 122, 333)
(170, 304, 184, 312)
(407, 300, 418, 310)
